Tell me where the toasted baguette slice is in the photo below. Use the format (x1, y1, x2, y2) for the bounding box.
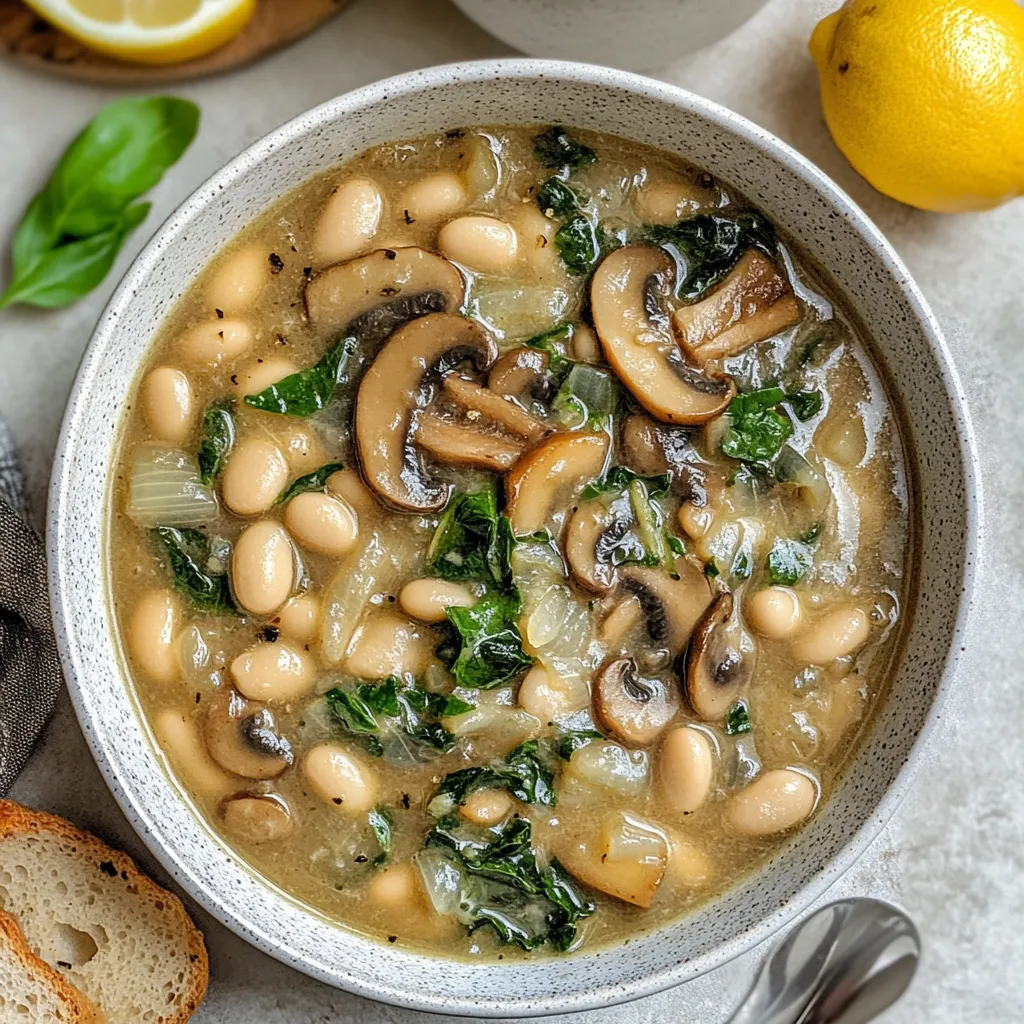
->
(0, 909, 101, 1023)
(0, 801, 208, 1024)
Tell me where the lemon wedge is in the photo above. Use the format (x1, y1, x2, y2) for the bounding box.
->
(23, 0, 256, 65)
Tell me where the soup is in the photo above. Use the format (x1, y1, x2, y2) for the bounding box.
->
(110, 124, 911, 958)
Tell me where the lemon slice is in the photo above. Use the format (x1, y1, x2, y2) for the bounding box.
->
(24, 0, 256, 65)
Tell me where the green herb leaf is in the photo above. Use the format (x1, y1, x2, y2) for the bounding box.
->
(725, 700, 752, 735)
(196, 401, 235, 486)
(153, 526, 235, 614)
(444, 592, 532, 689)
(524, 323, 573, 389)
(2, 97, 199, 309)
(553, 730, 603, 761)
(579, 466, 671, 502)
(534, 126, 596, 171)
(554, 215, 600, 276)
(275, 461, 344, 505)
(787, 390, 823, 422)
(665, 534, 686, 557)
(721, 387, 793, 464)
(796, 330, 827, 368)
(641, 212, 776, 300)
(244, 338, 353, 417)
(767, 538, 813, 586)
(427, 488, 502, 584)
(536, 177, 583, 218)
(704, 559, 720, 579)
(368, 806, 393, 866)
(429, 740, 557, 814)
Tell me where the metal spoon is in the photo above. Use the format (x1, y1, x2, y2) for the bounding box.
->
(726, 898, 920, 1024)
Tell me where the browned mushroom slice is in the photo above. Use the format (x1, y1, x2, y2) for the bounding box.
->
(487, 346, 551, 403)
(621, 412, 708, 502)
(591, 245, 736, 424)
(593, 657, 679, 746)
(219, 793, 294, 843)
(204, 693, 293, 780)
(619, 561, 713, 657)
(673, 250, 800, 366)
(681, 592, 755, 721)
(414, 412, 525, 471)
(565, 497, 634, 594)
(304, 246, 465, 336)
(505, 431, 610, 535)
(356, 313, 498, 512)
(441, 374, 550, 443)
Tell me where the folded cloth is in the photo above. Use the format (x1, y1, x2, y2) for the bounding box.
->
(0, 422, 61, 795)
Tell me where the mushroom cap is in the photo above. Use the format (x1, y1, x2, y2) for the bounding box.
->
(355, 313, 498, 512)
(619, 561, 713, 657)
(304, 246, 464, 337)
(565, 496, 636, 594)
(504, 431, 610, 535)
(591, 245, 736, 424)
(487, 346, 551, 403)
(593, 657, 679, 747)
(681, 592, 755, 721)
(204, 693, 293, 780)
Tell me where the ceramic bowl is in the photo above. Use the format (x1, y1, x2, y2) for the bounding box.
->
(48, 60, 979, 1017)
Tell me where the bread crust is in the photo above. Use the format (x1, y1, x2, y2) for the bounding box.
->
(0, 800, 209, 1023)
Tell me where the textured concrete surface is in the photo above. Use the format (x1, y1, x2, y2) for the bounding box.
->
(1, 1, 1021, 1020)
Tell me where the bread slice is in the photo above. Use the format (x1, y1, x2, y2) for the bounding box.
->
(0, 801, 208, 1023)
(0, 908, 101, 1023)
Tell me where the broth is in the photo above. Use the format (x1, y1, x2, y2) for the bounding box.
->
(109, 125, 911, 959)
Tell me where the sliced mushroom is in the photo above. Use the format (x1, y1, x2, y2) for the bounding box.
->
(304, 246, 464, 337)
(565, 496, 635, 594)
(591, 245, 736, 424)
(504, 431, 610, 535)
(593, 657, 679, 746)
(204, 692, 293, 780)
(441, 374, 550, 443)
(219, 793, 294, 843)
(619, 561, 713, 657)
(355, 313, 497, 512)
(621, 412, 707, 502)
(414, 412, 525, 470)
(673, 250, 800, 366)
(487, 346, 551, 404)
(681, 592, 755, 721)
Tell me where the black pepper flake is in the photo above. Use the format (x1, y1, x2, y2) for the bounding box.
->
(697, 172, 715, 189)
(386, 594, 395, 603)
(291, 244, 297, 252)
(57, 961, 72, 969)
(230, 374, 238, 385)
(276, 333, 288, 345)
(838, 61, 850, 73)
(354, 854, 368, 864)
(403, 209, 415, 225)
(380, 286, 398, 296)
(195, 692, 201, 704)
(383, 249, 397, 260)
(259, 625, 280, 643)
(332, 798, 343, 805)
(387, 935, 398, 943)
(215, 308, 224, 319)
(400, 793, 410, 809)
(303, 266, 313, 277)
(268, 252, 285, 274)
(256, 357, 264, 364)
(217, 330, 224, 339)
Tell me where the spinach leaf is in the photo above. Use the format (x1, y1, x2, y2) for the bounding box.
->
(704, 559, 721, 578)
(665, 533, 686, 557)
(428, 741, 556, 815)
(725, 700, 752, 735)
(154, 526, 235, 614)
(368, 806, 393, 866)
(787, 389, 823, 422)
(536, 176, 584, 218)
(767, 524, 821, 585)
(579, 466, 671, 501)
(2, 97, 199, 309)
(427, 488, 503, 584)
(422, 815, 593, 952)
(554, 215, 600, 276)
(551, 363, 619, 428)
(720, 387, 793, 464)
(444, 592, 532, 689)
(795, 330, 827, 368)
(244, 337, 354, 416)
(275, 462, 344, 505)
(641, 212, 776, 300)
(196, 401, 235, 486)
(534, 126, 596, 171)
(553, 730, 603, 761)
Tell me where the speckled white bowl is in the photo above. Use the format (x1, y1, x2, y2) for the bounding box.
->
(48, 61, 979, 1017)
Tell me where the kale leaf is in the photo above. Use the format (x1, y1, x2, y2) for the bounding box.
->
(725, 700, 753, 736)
(720, 387, 793, 465)
(554, 215, 600, 276)
(767, 523, 821, 586)
(196, 400, 235, 486)
(787, 389, 823, 422)
(427, 488, 511, 588)
(275, 461, 344, 505)
(553, 730, 604, 761)
(536, 176, 584, 218)
(368, 806, 394, 866)
(244, 337, 355, 417)
(579, 466, 671, 502)
(534, 126, 597, 171)
(153, 526, 236, 614)
(443, 592, 533, 689)
(428, 740, 556, 815)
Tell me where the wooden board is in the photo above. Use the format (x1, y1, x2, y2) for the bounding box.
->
(0, 0, 351, 83)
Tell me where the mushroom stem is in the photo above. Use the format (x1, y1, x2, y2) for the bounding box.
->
(415, 413, 525, 470)
(441, 374, 550, 443)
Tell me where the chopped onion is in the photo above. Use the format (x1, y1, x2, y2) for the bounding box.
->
(415, 849, 465, 917)
(463, 133, 501, 200)
(526, 584, 570, 648)
(320, 535, 386, 664)
(127, 445, 217, 528)
(775, 445, 831, 513)
(568, 742, 648, 796)
(469, 281, 575, 340)
(600, 812, 669, 867)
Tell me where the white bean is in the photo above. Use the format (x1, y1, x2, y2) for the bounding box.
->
(230, 641, 314, 702)
(303, 743, 377, 813)
(818, 414, 867, 468)
(206, 246, 268, 315)
(127, 589, 180, 685)
(232, 357, 298, 399)
(666, 837, 714, 887)
(153, 710, 233, 799)
(745, 587, 803, 639)
(677, 501, 714, 540)
(313, 178, 383, 264)
(633, 181, 705, 224)
(273, 593, 321, 642)
(398, 578, 475, 622)
(221, 437, 289, 516)
(232, 520, 294, 615)
(344, 612, 431, 680)
(438, 215, 518, 273)
(368, 863, 420, 908)
(400, 171, 467, 223)
(141, 366, 194, 444)
(517, 663, 577, 722)
(177, 318, 253, 369)
(326, 468, 376, 518)
(275, 424, 327, 474)
(727, 768, 817, 836)
(513, 204, 559, 276)
(658, 726, 714, 814)
(460, 789, 513, 826)
(284, 491, 359, 557)
(794, 605, 870, 664)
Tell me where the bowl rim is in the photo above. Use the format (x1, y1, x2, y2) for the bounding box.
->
(47, 57, 981, 1017)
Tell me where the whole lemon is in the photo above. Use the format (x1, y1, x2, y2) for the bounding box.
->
(809, 0, 1024, 212)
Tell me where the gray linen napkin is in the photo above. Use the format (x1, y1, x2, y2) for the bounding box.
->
(0, 422, 62, 794)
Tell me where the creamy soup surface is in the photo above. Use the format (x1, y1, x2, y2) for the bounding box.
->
(110, 125, 912, 959)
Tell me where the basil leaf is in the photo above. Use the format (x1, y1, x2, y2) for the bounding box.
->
(153, 526, 235, 614)
(368, 806, 393, 866)
(534, 126, 597, 170)
(787, 390, 823, 422)
(580, 466, 671, 501)
(536, 177, 583, 218)
(244, 338, 353, 416)
(275, 462, 344, 505)
(725, 700, 753, 735)
(721, 387, 793, 464)
(444, 592, 532, 689)
(196, 401, 235, 486)
(553, 730, 603, 761)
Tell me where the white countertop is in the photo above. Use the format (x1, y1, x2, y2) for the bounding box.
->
(3, 1, 1021, 1020)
